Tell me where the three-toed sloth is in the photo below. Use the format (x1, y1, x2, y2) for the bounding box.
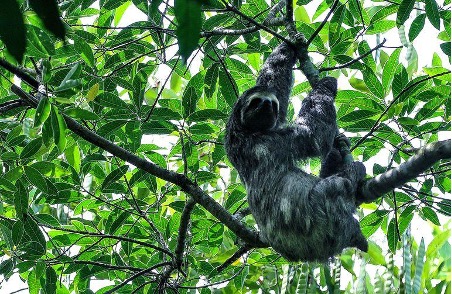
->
(225, 42, 368, 262)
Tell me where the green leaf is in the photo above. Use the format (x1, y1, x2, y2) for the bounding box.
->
(29, 0, 66, 39)
(0, 0, 26, 62)
(412, 238, 425, 293)
(64, 107, 100, 120)
(329, 5, 345, 45)
(28, 271, 39, 294)
(45, 266, 57, 294)
(50, 106, 67, 152)
(358, 41, 376, 72)
(55, 63, 82, 92)
(367, 20, 396, 34)
(423, 66, 451, 82)
(362, 67, 384, 98)
(65, 144, 81, 172)
(34, 214, 60, 227)
(382, 48, 401, 96)
(204, 63, 219, 99)
(0, 259, 14, 276)
(426, 230, 450, 256)
(422, 207, 440, 225)
(96, 92, 129, 109)
(0, 177, 17, 192)
(425, 0, 441, 30)
(387, 218, 398, 253)
(14, 182, 28, 217)
(22, 217, 46, 259)
(409, 14, 426, 42)
(24, 166, 57, 195)
(175, 0, 202, 63)
(440, 42, 451, 56)
(74, 37, 95, 68)
(102, 0, 128, 10)
(34, 97, 51, 128)
(396, 0, 415, 26)
(399, 206, 415, 235)
(370, 4, 398, 23)
(219, 69, 238, 107)
(102, 165, 129, 192)
(366, 241, 386, 265)
(106, 211, 129, 234)
(340, 109, 378, 122)
(182, 86, 198, 118)
(20, 138, 43, 159)
(187, 109, 227, 122)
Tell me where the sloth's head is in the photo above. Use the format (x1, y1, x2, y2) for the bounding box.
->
(239, 88, 279, 133)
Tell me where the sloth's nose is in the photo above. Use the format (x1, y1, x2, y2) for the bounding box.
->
(261, 99, 272, 107)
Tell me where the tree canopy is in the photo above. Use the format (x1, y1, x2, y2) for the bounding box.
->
(0, 0, 450, 293)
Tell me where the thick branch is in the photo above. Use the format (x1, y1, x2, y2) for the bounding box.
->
(175, 198, 196, 267)
(10, 84, 266, 248)
(358, 140, 451, 204)
(0, 58, 39, 89)
(0, 99, 29, 113)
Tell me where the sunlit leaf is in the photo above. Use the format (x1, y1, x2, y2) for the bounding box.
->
(409, 14, 426, 42)
(175, 0, 202, 63)
(387, 218, 398, 253)
(425, 0, 441, 30)
(396, 0, 415, 26)
(34, 97, 51, 127)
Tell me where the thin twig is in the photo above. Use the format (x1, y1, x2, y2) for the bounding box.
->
(222, 1, 291, 44)
(319, 39, 387, 72)
(216, 245, 250, 272)
(33, 217, 174, 256)
(175, 198, 196, 267)
(307, 0, 340, 45)
(104, 262, 172, 294)
(352, 70, 451, 150)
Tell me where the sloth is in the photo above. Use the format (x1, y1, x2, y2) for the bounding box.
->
(224, 42, 368, 262)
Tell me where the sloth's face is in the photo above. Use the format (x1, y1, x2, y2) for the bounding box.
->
(241, 92, 279, 132)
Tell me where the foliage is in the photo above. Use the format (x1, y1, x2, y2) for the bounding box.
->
(0, 0, 450, 293)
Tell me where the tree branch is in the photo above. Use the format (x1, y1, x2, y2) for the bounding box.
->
(0, 58, 39, 89)
(104, 261, 172, 294)
(319, 39, 387, 72)
(306, 0, 340, 45)
(352, 70, 451, 150)
(222, 1, 291, 44)
(175, 198, 196, 267)
(0, 99, 29, 113)
(358, 140, 451, 204)
(201, 0, 286, 37)
(32, 217, 173, 256)
(10, 83, 266, 249)
(216, 245, 250, 272)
